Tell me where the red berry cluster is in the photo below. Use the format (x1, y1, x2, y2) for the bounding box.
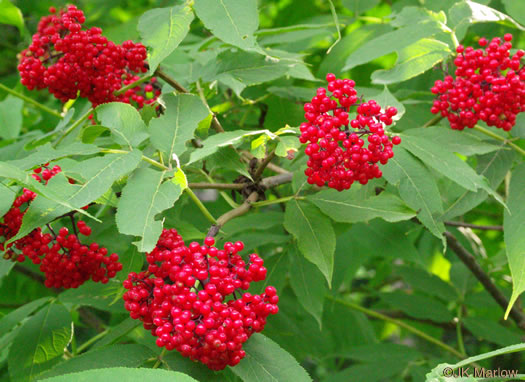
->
(300, 74, 401, 191)
(431, 34, 525, 131)
(18, 5, 160, 108)
(123, 230, 279, 370)
(0, 164, 122, 289)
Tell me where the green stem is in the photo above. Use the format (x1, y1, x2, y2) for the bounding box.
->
(100, 149, 168, 171)
(184, 187, 217, 224)
(252, 195, 303, 208)
(0, 83, 62, 118)
(152, 348, 167, 369)
(114, 75, 153, 96)
(456, 305, 466, 356)
(473, 125, 525, 156)
(55, 108, 93, 146)
(327, 295, 465, 359)
(75, 328, 109, 354)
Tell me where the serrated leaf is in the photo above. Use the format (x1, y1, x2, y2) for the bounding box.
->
(231, 333, 312, 382)
(396, 266, 457, 301)
(502, 0, 525, 26)
(37, 367, 198, 382)
(40, 344, 155, 379)
(138, 3, 194, 73)
(7, 142, 100, 170)
(0, 162, 99, 235)
(381, 291, 454, 322)
(188, 129, 275, 164)
(0, 180, 17, 216)
(289, 244, 326, 329)
(504, 163, 525, 319)
(116, 168, 183, 253)
(96, 103, 149, 148)
(450, 0, 525, 33)
(207, 146, 252, 179)
(442, 147, 514, 220)
(150, 93, 209, 166)
(462, 317, 520, 346)
(212, 51, 291, 96)
(309, 189, 415, 224)
(372, 38, 450, 85)
(9, 303, 72, 382)
(403, 126, 500, 156)
(0, 0, 24, 33)
(10, 151, 141, 242)
(0, 96, 23, 140)
(284, 199, 335, 287)
(342, 21, 444, 70)
(382, 147, 445, 241)
(92, 318, 140, 349)
(0, 297, 50, 338)
(193, 0, 261, 53)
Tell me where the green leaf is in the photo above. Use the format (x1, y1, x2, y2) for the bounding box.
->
(0, 96, 23, 140)
(319, 24, 392, 75)
(231, 333, 312, 382)
(96, 103, 149, 148)
(188, 129, 274, 164)
(396, 266, 457, 301)
(275, 135, 300, 158)
(462, 317, 520, 347)
(0, 180, 17, 217)
(358, 86, 406, 120)
(381, 147, 445, 241)
(116, 168, 184, 253)
(284, 199, 335, 287)
(7, 142, 100, 170)
(0, 260, 14, 284)
(342, 0, 380, 16)
(0, 297, 50, 338)
(0, 0, 24, 33)
(40, 345, 155, 379)
(193, 0, 261, 52)
(212, 51, 291, 96)
(0, 162, 99, 233)
(504, 163, 525, 319)
(206, 146, 252, 179)
(401, 132, 506, 207)
(309, 189, 415, 224)
(11, 151, 142, 242)
(450, 0, 525, 33)
(92, 318, 140, 349)
(222, 212, 284, 235)
(37, 368, 198, 382)
(342, 20, 444, 70)
(150, 93, 209, 166)
(163, 352, 223, 382)
(138, 3, 194, 73)
(503, 0, 525, 26)
(381, 291, 454, 322)
(402, 126, 500, 156)
(442, 148, 514, 220)
(289, 244, 327, 328)
(9, 303, 72, 382)
(371, 39, 450, 85)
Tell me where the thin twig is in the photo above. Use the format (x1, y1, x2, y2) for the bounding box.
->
(196, 80, 225, 133)
(260, 173, 293, 189)
(253, 150, 276, 180)
(189, 182, 244, 190)
(444, 221, 503, 231)
(155, 68, 189, 93)
(444, 231, 525, 330)
(422, 115, 443, 128)
(207, 192, 259, 237)
(241, 151, 290, 175)
(0, 83, 62, 118)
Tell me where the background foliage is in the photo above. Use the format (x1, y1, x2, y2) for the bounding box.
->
(0, 0, 525, 381)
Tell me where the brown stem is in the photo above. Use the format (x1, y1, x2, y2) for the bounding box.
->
(260, 173, 293, 189)
(241, 151, 290, 175)
(207, 192, 259, 237)
(444, 221, 503, 231)
(444, 231, 525, 330)
(253, 150, 276, 180)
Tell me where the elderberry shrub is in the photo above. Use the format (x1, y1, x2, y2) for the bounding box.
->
(300, 73, 401, 191)
(431, 34, 525, 131)
(0, 164, 122, 289)
(123, 230, 279, 370)
(18, 5, 161, 108)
